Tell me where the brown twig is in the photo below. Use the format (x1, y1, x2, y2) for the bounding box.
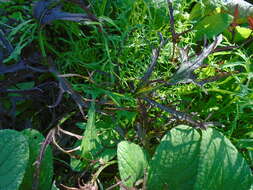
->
(32, 128, 55, 190)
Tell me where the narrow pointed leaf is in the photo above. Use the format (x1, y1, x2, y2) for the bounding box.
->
(170, 35, 223, 84)
(81, 103, 100, 160)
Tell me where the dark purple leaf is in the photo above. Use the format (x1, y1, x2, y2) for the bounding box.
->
(138, 33, 167, 88)
(169, 35, 223, 84)
(0, 61, 26, 74)
(0, 29, 14, 62)
(48, 66, 87, 117)
(142, 97, 205, 128)
(33, 0, 90, 25)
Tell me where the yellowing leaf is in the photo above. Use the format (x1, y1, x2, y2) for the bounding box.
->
(234, 26, 252, 42)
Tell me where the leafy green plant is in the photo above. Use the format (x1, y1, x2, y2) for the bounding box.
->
(117, 125, 253, 189)
(0, 129, 53, 190)
(20, 129, 53, 190)
(1, 0, 253, 189)
(0, 130, 29, 190)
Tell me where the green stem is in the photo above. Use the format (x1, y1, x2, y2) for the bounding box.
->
(38, 28, 47, 57)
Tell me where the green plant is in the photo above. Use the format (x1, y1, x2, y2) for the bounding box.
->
(0, 129, 53, 190)
(0, 0, 253, 189)
(117, 125, 252, 189)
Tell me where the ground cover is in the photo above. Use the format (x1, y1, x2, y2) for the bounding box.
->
(0, 0, 253, 189)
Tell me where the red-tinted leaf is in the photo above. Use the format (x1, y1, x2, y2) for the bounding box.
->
(231, 5, 239, 28)
(234, 4, 239, 18)
(247, 16, 253, 29)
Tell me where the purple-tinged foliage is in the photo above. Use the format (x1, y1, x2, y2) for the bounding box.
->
(33, 0, 90, 25)
(0, 29, 13, 62)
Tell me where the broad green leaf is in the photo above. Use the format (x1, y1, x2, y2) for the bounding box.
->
(0, 129, 29, 190)
(147, 125, 253, 190)
(71, 140, 116, 171)
(147, 125, 201, 190)
(190, 3, 209, 21)
(19, 129, 53, 190)
(117, 141, 149, 187)
(116, 110, 137, 126)
(194, 13, 233, 40)
(194, 128, 252, 190)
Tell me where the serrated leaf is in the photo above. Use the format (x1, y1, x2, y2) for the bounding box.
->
(147, 125, 253, 190)
(194, 13, 233, 40)
(19, 129, 53, 190)
(117, 141, 149, 187)
(74, 105, 117, 171)
(147, 125, 201, 190)
(80, 102, 116, 166)
(81, 103, 100, 160)
(194, 128, 252, 190)
(0, 129, 29, 190)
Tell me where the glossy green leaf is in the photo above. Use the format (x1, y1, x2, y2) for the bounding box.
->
(194, 13, 233, 40)
(147, 125, 253, 190)
(0, 129, 29, 190)
(19, 129, 53, 190)
(117, 141, 149, 187)
(147, 125, 201, 190)
(194, 128, 252, 190)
